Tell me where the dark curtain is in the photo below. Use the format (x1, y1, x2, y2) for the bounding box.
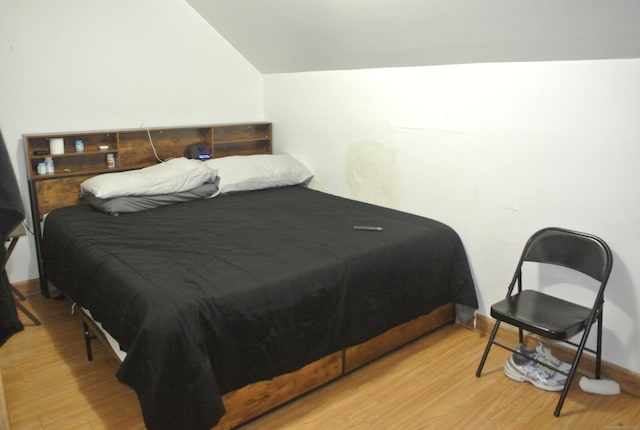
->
(0, 129, 25, 345)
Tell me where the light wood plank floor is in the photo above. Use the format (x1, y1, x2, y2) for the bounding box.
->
(1, 295, 638, 429)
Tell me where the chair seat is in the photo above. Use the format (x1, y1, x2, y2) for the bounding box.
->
(491, 290, 593, 340)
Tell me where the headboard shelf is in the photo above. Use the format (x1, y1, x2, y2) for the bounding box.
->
(23, 121, 272, 297)
(28, 164, 140, 181)
(25, 122, 271, 181)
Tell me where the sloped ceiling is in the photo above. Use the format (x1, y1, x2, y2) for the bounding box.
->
(186, 0, 640, 74)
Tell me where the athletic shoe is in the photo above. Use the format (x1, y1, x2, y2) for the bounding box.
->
(517, 342, 572, 373)
(504, 353, 567, 391)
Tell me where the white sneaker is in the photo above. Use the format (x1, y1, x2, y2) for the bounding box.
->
(517, 343, 571, 373)
(533, 343, 572, 373)
(504, 353, 567, 391)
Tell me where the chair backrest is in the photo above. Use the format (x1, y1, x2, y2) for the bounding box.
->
(522, 227, 613, 283)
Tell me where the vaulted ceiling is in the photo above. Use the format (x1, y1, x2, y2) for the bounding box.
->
(186, 0, 640, 74)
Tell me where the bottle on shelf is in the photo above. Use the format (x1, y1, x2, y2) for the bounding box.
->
(44, 157, 54, 174)
(75, 139, 84, 153)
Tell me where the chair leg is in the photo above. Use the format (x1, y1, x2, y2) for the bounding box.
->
(555, 365, 575, 416)
(554, 329, 591, 417)
(15, 301, 41, 326)
(595, 311, 603, 379)
(476, 320, 501, 377)
(10, 284, 26, 301)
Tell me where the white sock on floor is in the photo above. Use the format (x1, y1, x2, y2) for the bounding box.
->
(578, 376, 620, 395)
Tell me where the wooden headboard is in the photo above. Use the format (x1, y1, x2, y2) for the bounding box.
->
(24, 122, 272, 219)
(23, 122, 271, 297)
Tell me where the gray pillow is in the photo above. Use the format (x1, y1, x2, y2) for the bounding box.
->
(81, 157, 216, 199)
(85, 183, 219, 215)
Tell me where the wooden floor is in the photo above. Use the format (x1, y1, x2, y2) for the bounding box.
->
(1, 295, 638, 430)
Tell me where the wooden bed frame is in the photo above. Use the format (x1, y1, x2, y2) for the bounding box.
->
(81, 301, 454, 429)
(25, 122, 457, 429)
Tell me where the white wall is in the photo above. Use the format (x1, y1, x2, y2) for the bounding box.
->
(264, 59, 640, 372)
(2, 1, 638, 376)
(0, 0, 263, 281)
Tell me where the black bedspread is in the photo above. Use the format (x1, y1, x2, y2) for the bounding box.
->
(42, 186, 477, 430)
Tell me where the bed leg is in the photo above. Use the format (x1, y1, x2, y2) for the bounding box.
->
(83, 321, 93, 361)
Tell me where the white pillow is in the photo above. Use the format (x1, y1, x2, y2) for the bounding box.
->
(81, 157, 216, 199)
(204, 154, 313, 194)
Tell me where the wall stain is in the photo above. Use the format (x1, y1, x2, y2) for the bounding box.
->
(346, 141, 400, 208)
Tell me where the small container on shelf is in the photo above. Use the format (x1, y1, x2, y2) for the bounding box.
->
(49, 138, 64, 155)
(37, 162, 47, 175)
(75, 139, 84, 153)
(106, 153, 116, 168)
(44, 157, 54, 174)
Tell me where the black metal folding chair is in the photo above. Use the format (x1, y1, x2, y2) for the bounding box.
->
(475, 227, 613, 417)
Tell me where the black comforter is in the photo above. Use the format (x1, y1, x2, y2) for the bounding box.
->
(42, 186, 477, 430)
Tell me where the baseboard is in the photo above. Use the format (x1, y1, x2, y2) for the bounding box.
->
(11, 278, 58, 298)
(12, 277, 640, 398)
(461, 313, 640, 398)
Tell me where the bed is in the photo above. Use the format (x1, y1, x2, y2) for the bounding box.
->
(27, 123, 478, 430)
